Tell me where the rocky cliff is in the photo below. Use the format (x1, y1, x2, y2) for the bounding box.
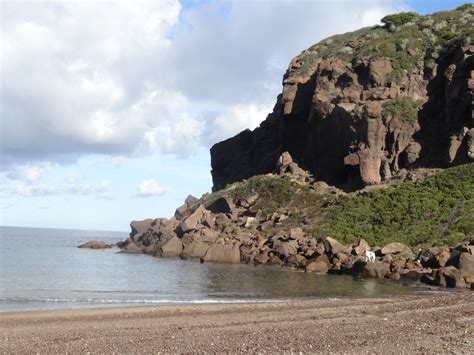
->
(211, 6, 474, 191)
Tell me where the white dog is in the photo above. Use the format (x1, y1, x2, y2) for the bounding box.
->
(364, 250, 376, 263)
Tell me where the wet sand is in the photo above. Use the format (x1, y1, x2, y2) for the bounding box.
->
(1, 292, 473, 353)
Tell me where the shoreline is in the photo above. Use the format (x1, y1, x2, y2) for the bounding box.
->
(2, 292, 472, 353)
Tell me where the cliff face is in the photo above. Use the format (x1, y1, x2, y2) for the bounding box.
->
(211, 6, 474, 191)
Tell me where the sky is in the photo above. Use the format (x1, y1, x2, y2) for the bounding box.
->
(0, 0, 469, 231)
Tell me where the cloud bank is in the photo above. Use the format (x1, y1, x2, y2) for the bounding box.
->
(1, 0, 405, 178)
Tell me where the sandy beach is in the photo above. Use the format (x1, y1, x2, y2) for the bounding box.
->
(1, 292, 473, 353)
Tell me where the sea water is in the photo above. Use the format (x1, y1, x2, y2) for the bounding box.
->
(0, 226, 432, 311)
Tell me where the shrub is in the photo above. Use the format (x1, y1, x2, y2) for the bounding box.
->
(318, 164, 474, 247)
(382, 97, 419, 123)
(456, 3, 472, 11)
(381, 12, 420, 27)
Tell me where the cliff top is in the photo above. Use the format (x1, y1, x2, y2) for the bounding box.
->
(286, 4, 473, 85)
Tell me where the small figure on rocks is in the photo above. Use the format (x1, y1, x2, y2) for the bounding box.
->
(364, 250, 376, 263)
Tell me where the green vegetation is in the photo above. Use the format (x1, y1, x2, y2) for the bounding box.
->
(318, 164, 474, 247)
(382, 97, 420, 123)
(288, 6, 474, 84)
(230, 175, 295, 214)
(456, 3, 472, 11)
(381, 12, 420, 27)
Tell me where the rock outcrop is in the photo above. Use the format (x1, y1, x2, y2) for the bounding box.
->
(78, 241, 113, 249)
(211, 6, 474, 191)
(119, 168, 474, 289)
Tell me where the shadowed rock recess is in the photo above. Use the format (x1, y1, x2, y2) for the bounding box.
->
(117, 6, 474, 290)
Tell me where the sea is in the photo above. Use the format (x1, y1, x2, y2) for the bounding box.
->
(0, 226, 435, 311)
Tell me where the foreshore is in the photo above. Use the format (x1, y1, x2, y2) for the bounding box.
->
(1, 292, 473, 353)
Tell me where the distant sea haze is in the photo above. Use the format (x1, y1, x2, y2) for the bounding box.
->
(0, 226, 430, 311)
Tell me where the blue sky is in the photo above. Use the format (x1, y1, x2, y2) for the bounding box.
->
(1, 0, 470, 231)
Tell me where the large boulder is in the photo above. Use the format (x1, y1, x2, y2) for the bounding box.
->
(353, 239, 370, 256)
(458, 252, 474, 276)
(181, 242, 209, 259)
(381, 242, 414, 259)
(160, 236, 183, 257)
(202, 244, 240, 263)
(207, 197, 236, 215)
(130, 218, 154, 237)
(78, 240, 113, 249)
(273, 239, 298, 258)
(360, 261, 390, 279)
(442, 266, 466, 288)
(305, 255, 330, 273)
(174, 195, 199, 220)
(178, 205, 207, 234)
(324, 237, 346, 255)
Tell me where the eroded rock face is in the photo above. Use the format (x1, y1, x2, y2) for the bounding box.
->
(210, 11, 473, 192)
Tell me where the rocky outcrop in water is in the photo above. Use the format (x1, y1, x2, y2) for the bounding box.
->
(211, 6, 474, 191)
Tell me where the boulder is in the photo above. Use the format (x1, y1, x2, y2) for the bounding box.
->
(254, 252, 270, 264)
(185, 194, 198, 206)
(202, 212, 216, 229)
(160, 236, 183, 257)
(442, 266, 466, 288)
(244, 217, 258, 229)
(458, 252, 474, 275)
(324, 237, 346, 254)
(404, 270, 422, 281)
(130, 218, 154, 237)
(233, 230, 253, 243)
(78, 240, 113, 249)
(360, 261, 390, 279)
(178, 205, 207, 234)
(214, 213, 230, 230)
(259, 220, 274, 231)
(286, 254, 307, 268)
(174, 204, 190, 220)
(181, 242, 209, 259)
(381, 242, 414, 259)
(353, 239, 370, 256)
(305, 255, 330, 273)
(202, 244, 240, 263)
(290, 227, 305, 240)
(436, 249, 451, 267)
(207, 197, 235, 215)
(119, 241, 143, 254)
(273, 239, 298, 258)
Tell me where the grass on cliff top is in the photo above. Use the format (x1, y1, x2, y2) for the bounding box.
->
(290, 5, 474, 83)
(318, 164, 474, 248)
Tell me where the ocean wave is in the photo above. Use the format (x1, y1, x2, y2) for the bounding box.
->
(0, 296, 345, 308)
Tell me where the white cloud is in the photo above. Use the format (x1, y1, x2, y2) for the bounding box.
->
(4, 178, 111, 197)
(208, 103, 272, 144)
(1, 0, 407, 174)
(4, 162, 52, 182)
(136, 179, 167, 198)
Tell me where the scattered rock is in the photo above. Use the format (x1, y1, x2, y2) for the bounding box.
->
(78, 241, 113, 249)
(381, 242, 414, 259)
